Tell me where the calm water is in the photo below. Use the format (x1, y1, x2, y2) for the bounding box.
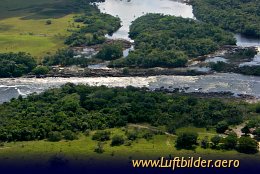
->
(97, 0, 194, 40)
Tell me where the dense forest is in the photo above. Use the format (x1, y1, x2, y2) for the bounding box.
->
(64, 2, 121, 47)
(0, 83, 259, 142)
(109, 14, 236, 68)
(43, 49, 89, 67)
(0, 52, 37, 77)
(191, 0, 260, 37)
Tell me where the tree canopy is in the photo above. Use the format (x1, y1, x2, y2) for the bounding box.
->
(110, 14, 235, 68)
(0, 84, 252, 142)
(0, 52, 37, 77)
(191, 0, 260, 37)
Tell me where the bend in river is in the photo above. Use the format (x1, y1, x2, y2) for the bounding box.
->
(97, 0, 194, 41)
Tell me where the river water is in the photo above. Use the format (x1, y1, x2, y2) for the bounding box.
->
(1, 73, 260, 103)
(0, 0, 260, 103)
(97, 0, 194, 41)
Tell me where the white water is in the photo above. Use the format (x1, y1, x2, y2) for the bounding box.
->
(1, 73, 260, 103)
(1, 0, 260, 103)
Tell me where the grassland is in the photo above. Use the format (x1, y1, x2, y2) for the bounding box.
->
(0, 0, 83, 58)
(0, 126, 258, 165)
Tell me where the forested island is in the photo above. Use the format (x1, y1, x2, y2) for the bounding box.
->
(109, 14, 236, 68)
(191, 0, 260, 37)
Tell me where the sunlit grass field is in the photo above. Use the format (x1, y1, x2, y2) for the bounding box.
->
(0, 0, 82, 58)
(0, 127, 258, 165)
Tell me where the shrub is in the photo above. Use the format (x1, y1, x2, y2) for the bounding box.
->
(0, 141, 4, 147)
(84, 129, 91, 137)
(143, 132, 154, 141)
(255, 104, 260, 113)
(167, 123, 176, 134)
(48, 131, 63, 142)
(92, 131, 111, 141)
(216, 121, 229, 133)
(176, 131, 198, 149)
(201, 136, 209, 149)
(94, 142, 104, 153)
(126, 131, 138, 141)
(96, 43, 123, 60)
(122, 68, 129, 75)
(222, 133, 237, 150)
(237, 137, 259, 154)
(241, 125, 250, 135)
(124, 140, 132, 146)
(111, 135, 125, 146)
(211, 135, 222, 148)
(46, 20, 52, 25)
(32, 66, 50, 75)
(62, 130, 78, 141)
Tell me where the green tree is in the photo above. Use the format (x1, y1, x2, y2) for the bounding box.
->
(111, 135, 125, 146)
(62, 130, 78, 141)
(216, 121, 228, 133)
(222, 133, 237, 150)
(92, 131, 111, 141)
(176, 131, 198, 149)
(32, 66, 49, 75)
(211, 135, 221, 148)
(48, 131, 63, 142)
(237, 137, 258, 154)
(96, 43, 123, 60)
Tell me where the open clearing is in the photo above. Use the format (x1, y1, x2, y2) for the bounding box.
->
(0, 0, 82, 58)
(0, 127, 259, 165)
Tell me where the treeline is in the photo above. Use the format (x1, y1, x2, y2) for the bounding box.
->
(191, 0, 260, 37)
(109, 14, 235, 68)
(43, 49, 89, 67)
(64, 3, 121, 47)
(210, 62, 260, 76)
(0, 52, 37, 77)
(0, 84, 257, 142)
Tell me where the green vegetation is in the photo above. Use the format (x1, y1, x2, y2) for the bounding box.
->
(32, 66, 50, 75)
(208, 48, 260, 76)
(0, 84, 257, 142)
(0, 0, 83, 57)
(0, 52, 37, 77)
(43, 49, 88, 67)
(237, 66, 260, 76)
(96, 43, 123, 60)
(64, 5, 121, 47)
(237, 137, 259, 154)
(209, 63, 260, 76)
(110, 14, 235, 68)
(191, 0, 260, 37)
(111, 135, 125, 146)
(0, 0, 120, 57)
(0, 127, 258, 164)
(176, 131, 198, 149)
(92, 131, 111, 141)
(225, 48, 257, 61)
(216, 121, 229, 133)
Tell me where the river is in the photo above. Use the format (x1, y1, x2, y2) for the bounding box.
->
(97, 0, 194, 41)
(0, 0, 260, 103)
